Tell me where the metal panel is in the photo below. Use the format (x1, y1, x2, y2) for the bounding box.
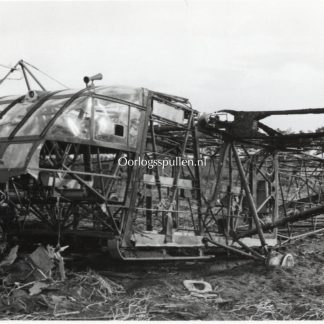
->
(153, 101, 184, 124)
(143, 174, 192, 189)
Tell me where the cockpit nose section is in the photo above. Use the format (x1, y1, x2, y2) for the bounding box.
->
(0, 86, 147, 183)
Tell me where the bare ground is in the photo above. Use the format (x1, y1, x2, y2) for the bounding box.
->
(1, 234, 324, 320)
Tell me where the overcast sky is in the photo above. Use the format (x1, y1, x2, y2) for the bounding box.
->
(1, 0, 324, 131)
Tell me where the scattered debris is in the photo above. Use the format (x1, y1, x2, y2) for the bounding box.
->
(266, 251, 295, 269)
(266, 250, 284, 268)
(281, 253, 294, 268)
(183, 280, 213, 293)
(0, 243, 67, 287)
(29, 246, 55, 279)
(0, 244, 18, 267)
(29, 281, 50, 296)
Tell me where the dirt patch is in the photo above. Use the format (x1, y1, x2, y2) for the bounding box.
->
(1, 235, 324, 320)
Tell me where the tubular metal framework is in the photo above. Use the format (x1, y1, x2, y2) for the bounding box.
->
(1, 64, 324, 261)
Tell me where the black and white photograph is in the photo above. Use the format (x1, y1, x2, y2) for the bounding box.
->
(1, 0, 324, 321)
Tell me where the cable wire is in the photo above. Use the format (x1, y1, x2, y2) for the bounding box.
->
(23, 60, 69, 89)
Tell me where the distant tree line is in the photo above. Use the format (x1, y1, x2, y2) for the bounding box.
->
(275, 127, 324, 134)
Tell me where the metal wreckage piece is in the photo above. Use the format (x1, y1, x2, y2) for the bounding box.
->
(0, 61, 324, 265)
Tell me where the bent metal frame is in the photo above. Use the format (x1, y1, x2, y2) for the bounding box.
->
(0, 61, 324, 262)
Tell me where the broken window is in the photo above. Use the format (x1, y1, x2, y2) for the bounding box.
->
(114, 124, 124, 137)
(47, 97, 90, 139)
(94, 98, 129, 144)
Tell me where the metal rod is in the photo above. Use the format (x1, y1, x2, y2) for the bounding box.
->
(20, 64, 31, 91)
(170, 111, 194, 202)
(208, 142, 230, 205)
(192, 124, 203, 234)
(96, 147, 105, 195)
(232, 143, 267, 247)
(272, 151, 279, 239)
(281, 226, 324, 243)
(0, 61, 20, 86)
(233, 237, 265, 260)
(226, 145, 233, 239)
(203, 238, 263, 261)
(150, 119, 162, 200)
(236, 203, 324, 239)
(257, 195, 273, 213)
(20, 61, 46, 91)
(27, 167, 120, 179)
(279, 173, 292, 237)
(104, 152, 122, 200)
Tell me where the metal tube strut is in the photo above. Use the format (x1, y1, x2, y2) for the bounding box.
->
(231, 143, 267, 248)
